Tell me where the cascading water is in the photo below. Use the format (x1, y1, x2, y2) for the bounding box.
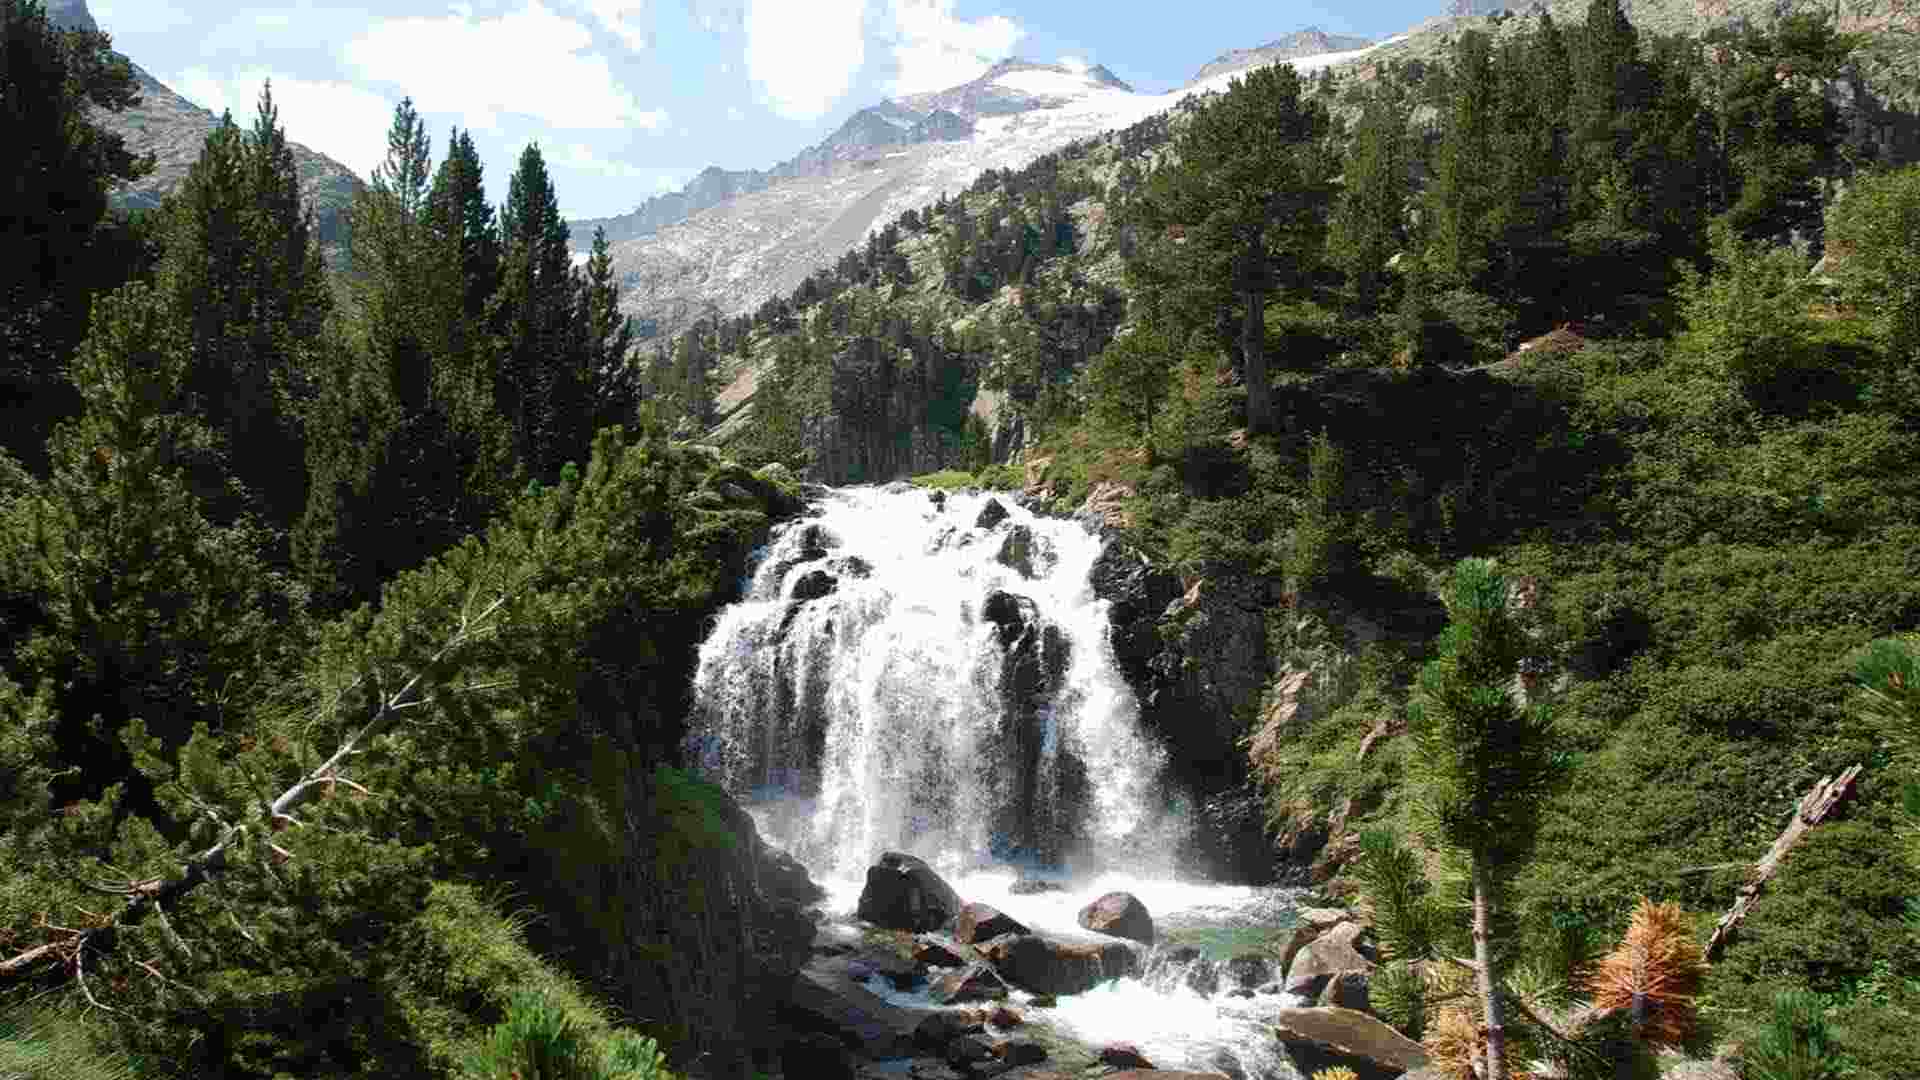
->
(690, 484, 1312, 1079)
(690, 484, 1179, 879)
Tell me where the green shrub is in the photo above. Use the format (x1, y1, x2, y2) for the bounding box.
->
(603, 1032, 670, 1079)
(975, 463, 1024, 490)
(466, 989, 601, 1080)
(1743, 989, 1844, 1080)
(909, 469, 979, 491)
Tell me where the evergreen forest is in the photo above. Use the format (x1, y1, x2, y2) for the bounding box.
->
(4, 0, 1920, 1076)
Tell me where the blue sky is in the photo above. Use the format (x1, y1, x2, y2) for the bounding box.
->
(88, 0, 1440, 221)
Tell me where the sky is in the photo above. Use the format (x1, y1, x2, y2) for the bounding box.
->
(88, 0, 1442, 221)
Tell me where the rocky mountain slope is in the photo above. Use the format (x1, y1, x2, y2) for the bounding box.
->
(1184, 26, 1375, 88)
(596, 45, 1384, 341)
(51, 0, 365, 250)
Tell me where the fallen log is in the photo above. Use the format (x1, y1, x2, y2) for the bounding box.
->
(1704, 764, 1863, 962)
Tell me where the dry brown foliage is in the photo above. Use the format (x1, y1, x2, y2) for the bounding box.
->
(1586, 897, 1707, 1047)
(1310, 1069, 1361, 1080)
(1424, 1003, 1484, 1080)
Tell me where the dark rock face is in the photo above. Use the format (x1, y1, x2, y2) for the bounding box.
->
(780, 1032, 857, 1080)
(855, 852, 962, 931)
(792, 568, 838, 602)
(955, 902, 1030, 945)
(758, 843, 827, 908)
(912, 937, 968, 968)
(975, 497, 1010, 530)
(781, 955, 921, 1059)
(994, 524, 1041, 579)
(1088, 542, 1184, 690)
(1076, 891, 1154, 946)
(978, 589, 1081, 867)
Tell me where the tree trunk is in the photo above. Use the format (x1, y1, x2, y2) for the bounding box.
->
(1241, 279, 1273, 434)
(1472, 857, 1509, 1080)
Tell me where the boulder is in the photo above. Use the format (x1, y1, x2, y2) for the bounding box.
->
(1006, 877, 1067, 895)
(930, 961, 1009, 1005)
(792, 568, 838, 602)
(956, 902, 1030, 945)
(1102, 1073, 1235, 1080)
(781, 1032, 858, 1080)
(905, 1060, 965, 1080)
(1284, 929, 1376, 1002)
(976, 932, 1140, 996)
(913, 938, 969, 968)
(1099, 1043, 1156, 1069)
(946, 1034, 997, 1067)
(1224, 953, 1274, 993)
(975, 497, 1010, 530)
(929, 489, 948, 509)
(757, 842, 826, 908)
(986, 1005, 1024, 1029)
(1279, 907, 1358, 974)
(913, 1011, 982, 1050)
(857, 852, 962, 932)
(981, 590, 1038, 649)
(782, 957, 922, 1058)
(1077, 891, 1154, 946)
(1267, 1006, 1429, 1080)
(995, 524, 1039, 579)
(992, 1040, 1048, 1066)
(1318, 970, 1371, 1012)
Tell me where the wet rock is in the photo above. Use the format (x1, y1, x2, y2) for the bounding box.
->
(1026, 993, 1057, 1008)
(781, 1032, 858, 1080)
(1267, 1006, 1429, 1080)
(913, 938, 969, 968)
(956, 902, 1030, 945)
(792, 569, 838, 602)
(929, 489, 948, 509)
(946, 1034, 997, 1067)
(992, 1040, 1047, 1066)
(782, 957, 921, 1058)
(1099, 1043, 1156, 1069)
(976, 932, 1140, 996)
(907, 1059, 966, 1080)
(995, 524, 1039, 579)
(832, 554, 874, 579)
(1006, 877, 1066, 895)
(1103, 1072, 1235, 1080)
(1077, 891, 1154, 946)
(930, 961, 1009, 1005)
(981, 591, 1038, 649)
(885, 480, 915, 494)
(857, 851, 963, 932)
(757, 842, 826, 908)
(1225, 953, 1273, 992)
(914, 1011, 983, 1050)
(1087, 542, 1182, 688)
(986, 1005, 1024, 1029)
(975, 497, 1010, 530)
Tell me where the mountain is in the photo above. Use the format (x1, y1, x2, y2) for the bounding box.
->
(1184, 27, 1376, 87)
(51, 0, 366, 251)
(591, 48, 1379, 340)
(567, 62, 1132, 255)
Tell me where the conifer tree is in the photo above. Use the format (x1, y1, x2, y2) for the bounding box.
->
(0, 0, 153, 469)
(579, 225, 638, 434)
(1135, 62, 1333, 434)
(1406, 558, 1558, 1080)
(496, 142, 587, 475)
(156, 81, 330, 533)
(1422, 30, 1503, 291)
(1329, 93, 1412, 311)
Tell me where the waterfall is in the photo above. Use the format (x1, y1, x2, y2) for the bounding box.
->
(690, 484, 1180, 881)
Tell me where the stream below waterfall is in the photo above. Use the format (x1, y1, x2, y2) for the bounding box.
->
(690, 484, 1312, 1077)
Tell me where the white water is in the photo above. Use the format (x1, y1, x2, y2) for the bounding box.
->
(689, 484, 1309, 1078)
(691, 484, 1177, 881)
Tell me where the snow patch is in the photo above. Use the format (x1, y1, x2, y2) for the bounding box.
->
(992, 68, 1103, 99)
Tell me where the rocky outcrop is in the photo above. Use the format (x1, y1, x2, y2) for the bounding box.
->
(1280, 907, 1361, 974)
(978, 590, 1082, 866)
(1077, 480, 1137, 530)
(1076, 891, 1154, 946)
(995, 524, 1041, 579)
(782, 955, 922, 1059)
(1265, 1006, 1430, 1080)
(856, 852, 962, 932)
(1086, 543, 1184, 700)
(975, 497, 1011, 531)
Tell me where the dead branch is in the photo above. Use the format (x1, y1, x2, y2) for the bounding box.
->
(0, 589, 519, 991)
(1705, 764, 1863, 961)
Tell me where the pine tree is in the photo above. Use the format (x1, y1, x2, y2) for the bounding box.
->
(579, 226, 637, 434)
(496, 142, 587, 476)
(1405, 558, 1558, 1080)
(156, 81, 330, 534)
(1422, 30, 1503, 291)
(1, 0, 154, 469)
(1134, 62, 1334, 434)
(426, 128, 505, 325)
(1329, 92, 1412, 311)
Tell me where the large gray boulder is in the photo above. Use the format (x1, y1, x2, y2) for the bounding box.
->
(856, 851, 962, 932)
(955, 901, 1029, 945)
(1077, 890, 1154, 946)
(976, 931, 1141, 996)
(1284, 923, 1376, 1001)
(1267, 1006, 1429, 1080)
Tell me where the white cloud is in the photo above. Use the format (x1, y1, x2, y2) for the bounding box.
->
(345, 1, 663, 133)
(1059, 55, 1087, 74)
(89, 0, 194, 35)
(584, 0, 651, 51)
(881, 0, 1023, 96)
(655, 173, 679, 192)
(554, 140, 651, 178)
(743, 0, 865, 123)
(168, 67, 397, 181)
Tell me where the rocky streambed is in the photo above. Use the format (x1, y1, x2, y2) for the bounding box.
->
(772, 852, 1433, 1080)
